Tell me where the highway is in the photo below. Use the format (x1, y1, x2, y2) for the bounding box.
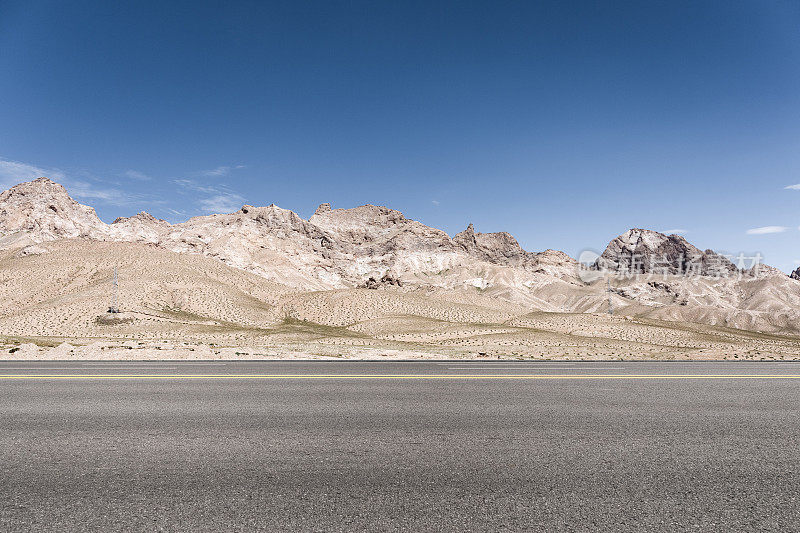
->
(1, 360, 799, 531)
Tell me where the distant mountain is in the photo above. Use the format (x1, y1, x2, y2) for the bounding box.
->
(0, 177, 108, 246)
(0, 177, 580, 289)
(1, 177, 798, 334)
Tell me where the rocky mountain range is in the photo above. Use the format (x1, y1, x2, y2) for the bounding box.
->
(1, 177, 799, 335)
(0, 177, 583, 289)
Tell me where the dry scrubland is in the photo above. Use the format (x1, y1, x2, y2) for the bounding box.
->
(3, 240, 800, 361)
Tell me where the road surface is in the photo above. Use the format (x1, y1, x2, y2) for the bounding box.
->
(1, 360, 799, 531)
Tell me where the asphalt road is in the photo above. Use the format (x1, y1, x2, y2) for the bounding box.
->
(1, 361, 800, 531)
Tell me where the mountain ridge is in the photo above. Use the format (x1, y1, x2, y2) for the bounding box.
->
(2, 177, 799, 336)
(0, 177, 588, 287)
(2, 176, 785, 276)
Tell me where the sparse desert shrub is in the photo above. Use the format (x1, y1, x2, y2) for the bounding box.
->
(94, 315, 135, 326)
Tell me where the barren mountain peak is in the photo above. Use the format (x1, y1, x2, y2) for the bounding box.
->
(1, 177, 798, 338)
(598, 227, 740, 277)
(536, 249, 577, 262)
(309, 204, 407, 232)
(453, 224, 477, 247)
(112, 211, 165, 224)
(0, 177, 107, 244)
(5, 176, 71, 197)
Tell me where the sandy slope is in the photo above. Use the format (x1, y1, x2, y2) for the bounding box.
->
(4, 177, 800, 341)
(2, 240, 800, 361)
(3, 178, 800, 360)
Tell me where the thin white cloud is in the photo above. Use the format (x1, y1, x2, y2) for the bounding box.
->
(432, 200, 440, 206)
(173, 178, 220, 194)
(0, 158, 141, 207)
(0, 158, 65, 188)
(198, 193, 246, 214)
(785, 184, 800, 190)
(746, 226, 788, 235)
(66, 180, 134, 205)
(161, 207, 191, 223)
(124, 170, 151, 181)
(172, 176, 248, 214)
(662, 228, 687, 235)
(203, 166, 230, 177)
(199, 164, 246, 177)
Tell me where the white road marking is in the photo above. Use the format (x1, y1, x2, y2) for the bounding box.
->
(80, 362, 227, 366)
(447, 366, 626, 370)
(435, 362, 577, 365)
(0, 365, 181, 370)
(0, 366, 180, 370)
(0, 367, 105, 370)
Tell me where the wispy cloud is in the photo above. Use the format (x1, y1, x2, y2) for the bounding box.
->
(173, 178, 220, 194)
(0, 158, 65, 188)
(202, 166, 231, 177)
(662, 228, 687, 235)
(0, 157, 251, 220)
(198, 193, 246, 213)
(173, 177, 247, 214)
(124, 170, 151, 181)
(746, 226, 788, 235)
(431, 200, 440, 206)
(67, 180, 142, 206)
(200, 165, 245, 178)
(785, 184, 800, 190)
(0, 157, 138, 206)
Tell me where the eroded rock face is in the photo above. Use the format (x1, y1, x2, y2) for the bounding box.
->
(110, 212, 170, 244)
(0, 178, 108, 244)
(362, 273, 403, 289)
(455, 223, 533, 267)
(596, 228, 737, 277)
(309, 204, 465, 284)
(746, 263, 786, 278)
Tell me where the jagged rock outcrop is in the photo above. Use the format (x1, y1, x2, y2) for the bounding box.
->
(529, 249, 579, 278)
(309, 204, 465, 283)
(112, 212, 163, 225)
(0, 178, 108, 246)
(596, 228, 738, 277)
(110, 212, 170, 244)
(362, 273, 403, 289)
(454, 223, 579, 279)
(0, 178, 587, 292)
(745, 263, 786, 278)
(455, 223, 530, 265)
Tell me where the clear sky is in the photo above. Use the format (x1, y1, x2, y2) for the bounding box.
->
(1, 0, 799, 270)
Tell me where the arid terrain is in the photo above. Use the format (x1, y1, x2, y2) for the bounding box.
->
(2, 177, 800, 360)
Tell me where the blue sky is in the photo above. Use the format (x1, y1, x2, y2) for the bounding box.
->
(1, 0, 799, 270)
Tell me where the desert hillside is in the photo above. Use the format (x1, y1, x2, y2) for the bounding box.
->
(1, 177, 800, 360)
(2, 239, 800, 361)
